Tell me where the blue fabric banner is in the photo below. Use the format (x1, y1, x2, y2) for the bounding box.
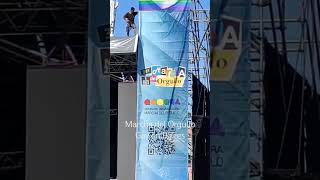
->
(210, 0, 251, 180)
(86, 0, 109, 180)
(136, 0, 190, 179)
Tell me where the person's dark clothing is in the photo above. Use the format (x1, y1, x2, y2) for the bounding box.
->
(124, 11, 138, 24)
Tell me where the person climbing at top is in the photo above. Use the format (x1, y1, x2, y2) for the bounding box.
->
(123, 7, 138, 37)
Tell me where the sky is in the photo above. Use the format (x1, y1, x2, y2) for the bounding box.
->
(114, 0, 139, 37)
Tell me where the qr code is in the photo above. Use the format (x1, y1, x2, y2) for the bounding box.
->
(148, 126, 176, 155)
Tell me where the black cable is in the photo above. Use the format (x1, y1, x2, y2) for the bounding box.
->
(296, 0, 308, 173)
(305, 16, 320, 175)
(306, 21, 318, 96)
(269, 1, 278, 50)
(276, 5, 306, 169)
(276, 0, 288, 63)
(268, 2, 288, 125)
(274, 0, 289, 132)
(296, 2, 308, 171)
(268, 3, 289, 161)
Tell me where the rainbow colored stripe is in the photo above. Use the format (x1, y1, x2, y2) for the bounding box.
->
(139, 0, 190, 11)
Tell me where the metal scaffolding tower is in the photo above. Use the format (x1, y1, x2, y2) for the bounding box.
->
(189, 1, 210, 179)
(189, 0, 211, 87)
(109, 52, 137, 82)
(250, 0, 320, 179)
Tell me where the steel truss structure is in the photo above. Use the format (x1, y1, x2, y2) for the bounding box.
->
(0, 0, 88, 176)
(0, 151, 24, 171)
(109, 53, 136, 82)
(189, 1, 210, 180)
(0, 0, 87, 65)
(189, 1, 210, 86)
(188, 1, 265, 179)
(251, 0, 320, 179)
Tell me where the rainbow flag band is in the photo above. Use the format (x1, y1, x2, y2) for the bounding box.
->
(139, 0, 190, 11)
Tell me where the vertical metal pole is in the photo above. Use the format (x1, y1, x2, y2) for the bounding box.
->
(297, 9, 306, 174)
(301, 1, 308, 173)
(259, 3, 264, 180)
(269, 1, 278, 51)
